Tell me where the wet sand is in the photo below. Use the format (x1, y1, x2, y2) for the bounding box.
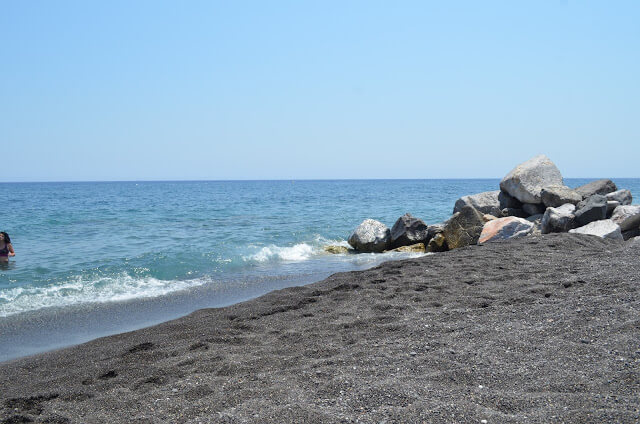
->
(1, 234, 639, 423)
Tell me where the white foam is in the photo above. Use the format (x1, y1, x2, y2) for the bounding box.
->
(0, 273, 209, 318)
(248, 243, 317, 262)
(244, 234, 358, 263)
(243, 236, 427, 264)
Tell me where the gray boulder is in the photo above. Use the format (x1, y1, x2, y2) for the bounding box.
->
(540, 185, 582, 208)
(442, 206, 485, 249)
(569, 220, 623, 240)
(605, 189, 632, 206)
(522, 203, 546, 216)
(575, 179, 617, 199)
(348, 219, 391, 253)
(453, 191, 501, 216)
(574, 195, 607, 226)
(499, 155, 563, 204)
(390, 213, 428, 248)
(611, 205, 640, 231)
(478, 217, 534, 244)
(541, 203, 576, 234)
(498, 191, 523, 209)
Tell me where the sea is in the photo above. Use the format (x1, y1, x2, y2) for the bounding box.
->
(1, 178, 638, 361)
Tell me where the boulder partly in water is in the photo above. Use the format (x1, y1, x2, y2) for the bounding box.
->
(389, 213, 429, 249)
(387, 243, 426, 253)
(324, 245, 350, 254)
(348, 219, 391, 253)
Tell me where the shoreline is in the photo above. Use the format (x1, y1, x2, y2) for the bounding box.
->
(1, 234, 638, 423)
(0, 251, 416, 363)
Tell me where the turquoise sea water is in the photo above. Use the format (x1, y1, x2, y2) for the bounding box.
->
(1, 178, 638, 360)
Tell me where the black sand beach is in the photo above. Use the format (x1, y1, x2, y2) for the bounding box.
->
(1, 234, 639, 423)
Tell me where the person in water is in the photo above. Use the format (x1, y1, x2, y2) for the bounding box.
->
(0, 232, 15, 262)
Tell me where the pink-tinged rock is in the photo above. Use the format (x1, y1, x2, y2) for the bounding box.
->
(478, 217, 535, 244)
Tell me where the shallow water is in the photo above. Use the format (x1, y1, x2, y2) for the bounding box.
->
(1, 178, 638, 361)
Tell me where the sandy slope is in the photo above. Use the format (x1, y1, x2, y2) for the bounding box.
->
(1, 234, 639, 423)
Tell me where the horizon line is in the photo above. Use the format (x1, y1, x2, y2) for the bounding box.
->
(1, 177, 637, 184)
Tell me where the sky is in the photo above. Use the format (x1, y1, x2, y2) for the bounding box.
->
(1, 1, 639, 181)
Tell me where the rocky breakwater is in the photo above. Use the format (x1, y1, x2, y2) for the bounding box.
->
(473, 155, 639, 244)
(342, 155, 640, 255)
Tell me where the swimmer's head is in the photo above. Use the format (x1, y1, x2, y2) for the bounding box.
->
(0, 232, 10, 243)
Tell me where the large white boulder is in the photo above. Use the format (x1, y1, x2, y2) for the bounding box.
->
(611, 205, 640, 231)
(348, 219, 391, 253)
(499, 155, 563, 204)
(569, 220, 623, 240)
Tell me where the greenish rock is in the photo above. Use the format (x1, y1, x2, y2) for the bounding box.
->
(387, 243, 426, 253)
(442, 205, 485, 249)
(324, 245, 350, 254)
(427, 233, 448, 252)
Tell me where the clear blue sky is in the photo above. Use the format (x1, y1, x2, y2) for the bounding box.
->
(2, 1, 639, 181)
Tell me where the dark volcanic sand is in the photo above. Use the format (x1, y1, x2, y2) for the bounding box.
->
(1, 234, 639, 423)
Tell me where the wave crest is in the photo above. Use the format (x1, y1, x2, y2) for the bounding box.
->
(246, 243, 317, 262)
(0, 273, 208, 317)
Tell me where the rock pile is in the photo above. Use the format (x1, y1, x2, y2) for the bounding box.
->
(344, 155, 639, 254)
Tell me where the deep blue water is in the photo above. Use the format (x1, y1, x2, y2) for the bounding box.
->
(1, 178, 638, 360)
